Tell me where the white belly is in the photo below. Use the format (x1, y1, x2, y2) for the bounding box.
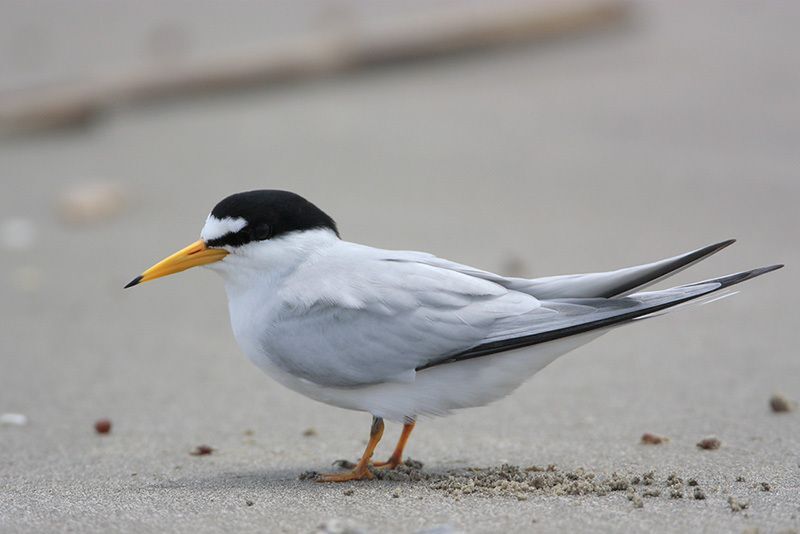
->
(240, 330, 604, 423)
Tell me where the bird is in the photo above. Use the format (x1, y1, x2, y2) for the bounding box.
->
(125, 189, 782, 482)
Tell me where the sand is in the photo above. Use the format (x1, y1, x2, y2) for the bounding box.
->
(1, 2, 798, 533)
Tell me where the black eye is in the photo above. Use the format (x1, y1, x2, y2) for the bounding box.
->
(250, 223, 272, 241)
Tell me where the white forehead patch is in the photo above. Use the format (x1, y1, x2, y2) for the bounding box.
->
(200, 215, 247, 242)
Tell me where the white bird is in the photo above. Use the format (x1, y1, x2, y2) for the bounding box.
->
(126, 190, 782, 482)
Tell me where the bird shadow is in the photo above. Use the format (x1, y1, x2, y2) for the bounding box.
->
(146, 466, 429, 492)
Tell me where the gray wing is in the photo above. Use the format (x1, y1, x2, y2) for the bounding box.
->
(392, 239, 736, 299)
(265, 241, 779, 388)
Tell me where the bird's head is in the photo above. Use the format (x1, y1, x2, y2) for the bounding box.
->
(125, 190, 338, 288)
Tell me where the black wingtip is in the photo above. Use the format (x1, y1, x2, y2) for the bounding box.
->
(684, 264, 784, 290)
(124, 275, 142, 289)
(714, 238, 737, 251)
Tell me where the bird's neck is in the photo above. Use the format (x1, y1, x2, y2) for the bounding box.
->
(217, 228, 340, 299)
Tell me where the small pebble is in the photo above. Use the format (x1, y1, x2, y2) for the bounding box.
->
(316, 518, 366, 534)
(0, 413, 28, 426)
(640, 433, 667, 445)
(696, 437, 721, 450)
(770, 393, 795, 413)
(642, 489, 661, 498)
(687, 478, 699, 486)
(190, 445, 214, 456)
(631, 495, 643, 508)
(670, 489, 683, 499)
(245, 500, 254, 506)
(303, 427, 318, 437)
(299, 470, 319, 480)
(243, 429, 254, 436)
(392, 492, 400, 499)
(760, 482, 771, 492)
(736, 476, 746, 482)
(94, 419, 112, 434)
(343, 489, 354, 496)
(693, 488, 706, 500)
(58, 182, 126, 225)
(728, 496, 749, 512)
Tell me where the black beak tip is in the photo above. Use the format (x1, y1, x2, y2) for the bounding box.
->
(124, 275, 143, 289)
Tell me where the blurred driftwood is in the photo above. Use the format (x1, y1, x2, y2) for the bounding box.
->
(0, 0, 629, 132)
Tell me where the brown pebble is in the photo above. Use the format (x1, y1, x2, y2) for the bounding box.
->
(770, 394, 795, 413)
(343, 489, 354, 496)
(94, 419, 112, 434)
(687, 478, 699, 486)
(190, 445, 214, 456)
(640, 433, 667, 445)
(302, 427, 318, 437)
(696, 437, 721, 450)
(760, 482, 771, 492)
(693, 488, 706, 500)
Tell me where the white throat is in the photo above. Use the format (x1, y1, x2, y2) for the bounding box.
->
(207, 227, 340, 297)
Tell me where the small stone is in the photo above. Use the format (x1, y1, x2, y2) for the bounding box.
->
(316, 518, 366, 534)
(0, 413, 28, 426)
(769, 393, 795, 413)
(245, 499, 254, 506)
(94, 419, 112, 434)
(642, 489, 661, 498)
(670, 489, 683, 499)
(298, 470, 319, 480)
(343, 489, 354, 496)
(736, 476, 746, 482)
(687, 478, 699, 486)
(58, 182, 127, 225)
(189, 445, 214, 456)
(243, 429, 255, 436)
(667, 473, 683, 486)
(728, 495, 749, 512)
(696, 437, 721, 450)
(303, 427, 318, 437)
(640, 433, 667, 445)
(631, 495, 644, 508)
(760, 482, 771, 492)
(392, 492, 400, 499)
(404, 458, 424, 470)
(693, 488, 706, 500)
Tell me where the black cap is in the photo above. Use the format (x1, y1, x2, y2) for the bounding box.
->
(205, 190, 338, 248)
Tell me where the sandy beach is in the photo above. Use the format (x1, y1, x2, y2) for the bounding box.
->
(1, 2, 798, 532)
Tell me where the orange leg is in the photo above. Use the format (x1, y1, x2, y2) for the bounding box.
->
(317, 416, 384, 482)
(373, 420, 415, 470)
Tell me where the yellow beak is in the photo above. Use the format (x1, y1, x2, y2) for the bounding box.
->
(125, 239, 228, 288)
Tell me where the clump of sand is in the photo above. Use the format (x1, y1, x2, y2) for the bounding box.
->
(303, 461, 756, 508)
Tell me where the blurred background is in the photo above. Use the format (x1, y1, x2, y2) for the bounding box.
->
(1, 1, 798, 532)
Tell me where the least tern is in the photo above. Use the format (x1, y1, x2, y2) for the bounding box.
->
(126, 190, 782, 482)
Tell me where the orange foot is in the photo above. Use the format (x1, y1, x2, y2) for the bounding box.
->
(316, 464, 374, 482)
(372, 456, 402, 470)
